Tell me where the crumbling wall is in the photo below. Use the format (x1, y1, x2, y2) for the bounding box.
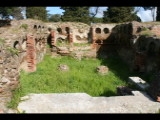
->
(1, 19, 160, 107)
(0, 19, 48, 108)
(98, 21, 160, 73)
(90, 23, 116, 51)
(94, 21, 160, 72)
(46, 22, 90, 46)
(94, 21, 160, 102)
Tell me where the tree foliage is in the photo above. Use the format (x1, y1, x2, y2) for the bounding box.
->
(0, 7, 24, 20)
(47, 14, 61, 22)
(10, 7, 24, 20)
(60, 7, 90, 24)
(0, 7, 14, 19)
(103, 7, 141, 23)
(89, 7, 100, 23)
(92, 17, 103, 23)
(26, 7, 47, 21)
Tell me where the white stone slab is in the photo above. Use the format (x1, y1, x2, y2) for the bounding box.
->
(129, 77, 150, 90)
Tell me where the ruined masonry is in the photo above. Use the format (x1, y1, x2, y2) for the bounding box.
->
(0, 19, 160, 112)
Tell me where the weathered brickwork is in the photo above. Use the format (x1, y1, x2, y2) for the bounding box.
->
(26, 35, 36, 72)
(1, 19, 160, 112)
(0, 19, 48, 110)
(93, 21, 160, 102)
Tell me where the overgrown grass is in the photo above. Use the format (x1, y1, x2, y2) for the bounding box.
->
(73, 43, 90, 47)
(8, 54, 131, 109)
(140, 30, 155, 36)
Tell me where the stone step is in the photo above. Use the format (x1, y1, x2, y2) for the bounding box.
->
(17, 92, 160, 113)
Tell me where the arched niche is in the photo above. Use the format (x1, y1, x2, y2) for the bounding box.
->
(38, 25, 41, 29)
(95, 28, 101, 34)
(13, 41, 19, 49)
(65, 27, 70, 34)
(103, 28, 109, 34)
(34, 25, 37, 30)
(57, 28, 62, 34)
(95, 39, 102, 44)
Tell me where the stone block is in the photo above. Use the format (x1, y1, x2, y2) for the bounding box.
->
(128, 77, 150, 90)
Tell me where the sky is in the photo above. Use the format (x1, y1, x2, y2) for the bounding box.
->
(46, 7, 156, 22)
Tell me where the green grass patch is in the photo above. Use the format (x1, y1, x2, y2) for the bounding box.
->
(73, 43, 90, 47)
(20, 24, 28, 30)
(140, 31, 155, 36)
(8, 54, 132, 109)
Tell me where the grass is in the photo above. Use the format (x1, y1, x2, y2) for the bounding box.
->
(20, 24, 28, 30)
(56, 40, 89, 47)
(140, 30, 155, 36)
(8, 54, 134, 109)
(73, 43, 90, 47)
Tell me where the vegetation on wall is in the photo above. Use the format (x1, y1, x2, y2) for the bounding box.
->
(20, 24, 28, 30)
(6, 47, 19, 56)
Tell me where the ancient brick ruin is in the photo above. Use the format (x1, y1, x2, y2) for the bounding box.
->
(1, 19, 160, 111)
(92, 21, 160, 102)
(0, 19, 47, 110)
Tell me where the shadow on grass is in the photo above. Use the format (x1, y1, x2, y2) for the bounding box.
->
(100, 89, 117, 97)
(98, 55, 131, 83)
(97, 50, 154, 83)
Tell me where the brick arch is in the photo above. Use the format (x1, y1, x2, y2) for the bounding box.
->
(34, 25, 37, 29)
(95, 39, 103, 44)
(48, 27, 52, 32)
(38, 25, 41, 29)
(65, 27, 70, 34)
(95, 28, 101, 34)
(13, 41, 19, 49)
(103, 28, 109, 34)
(57, 28, 62, 34)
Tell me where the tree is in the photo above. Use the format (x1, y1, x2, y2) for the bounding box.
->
(0, 7, 24, 20)
(0, 7, 14, 19)
(103, 7, 141, 23)
(92, 17, 103, 23)
(90, 7, 100, 23)
(156, 7, 160, 21)
(26, 7, 47, 21)
(60, 7, 90, 24)
(10, 7, 24, 20)
(143, 7, 156, 21)
(48, 14, 61, 22)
